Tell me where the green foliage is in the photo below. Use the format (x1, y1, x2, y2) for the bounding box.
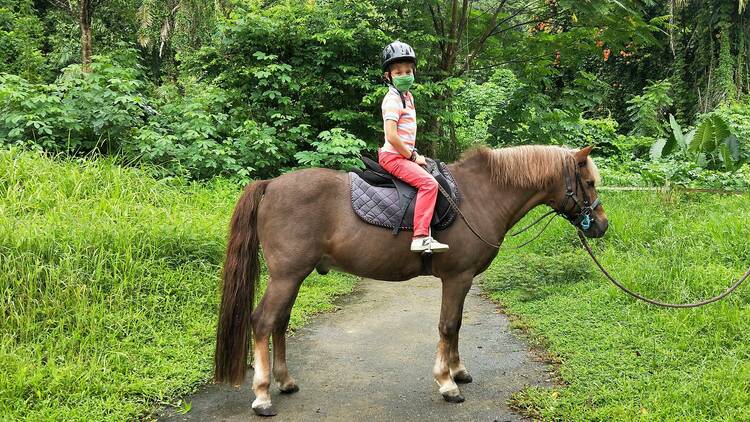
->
(0, 0, 47, 81)
(0, 148, 358, 420)
(185, 1, 387, 154)
(652, 110, 746, 172)
(135, 0, 219, 78)
(0, 53, 146, 153)
(626, 79, 673, 137)
(717, 28, 737, 102)
(0, 0, 743, 185)
(455, 69, 520, 148)
(485, 190, 750, 419)
(649, 114, 695, 161)
(702, 101, 750, 162)
(479, 68, 622, 152)
(692, 115, 734, 168)
(598, 155, 750, 190)
(295, 128, 366, 170)
(130, 81, 294, 183)
(611, 134, 655, 159)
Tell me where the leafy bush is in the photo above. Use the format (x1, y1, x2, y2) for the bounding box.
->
(185, 1, 387, 154)
(610, 134, 655, 159)
(478, 69, 622, 153)
(129, 82, 297, 183)
(295, 128, 366, 170)
(597, 156, 750, 189)
(1, 46, 368, 183)
(0, 53, 146, 153)
(651, 109, 746, 172)
(456, 68, 520, 148)
(626, 79, 673, 137)
(0, 0, 47, 81)
(700, 102, 750, 164)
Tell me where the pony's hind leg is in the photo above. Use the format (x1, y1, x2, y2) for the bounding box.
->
(273, 305, 299, 393)
(433, 274, 473, 403)
(251, 276, 303, 416)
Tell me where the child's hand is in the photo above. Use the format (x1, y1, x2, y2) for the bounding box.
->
(415, 154, 427, 166)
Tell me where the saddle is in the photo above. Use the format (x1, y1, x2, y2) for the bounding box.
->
(349, 156, 460, 234)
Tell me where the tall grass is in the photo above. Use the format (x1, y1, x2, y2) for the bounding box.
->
(0, 149, 357, 420)
(483, 189, 750, 420)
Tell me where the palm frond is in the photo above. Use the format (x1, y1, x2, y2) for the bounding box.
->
(137, 0, 154, 48)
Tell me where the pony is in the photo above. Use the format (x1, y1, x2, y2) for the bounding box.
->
(213, 145, 608, 416)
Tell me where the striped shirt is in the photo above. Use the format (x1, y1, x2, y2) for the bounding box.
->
(381, 86, 417, 155)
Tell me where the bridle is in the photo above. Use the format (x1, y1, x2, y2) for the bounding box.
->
(508, 156, 601, 244)
(557, 157, 602, 232)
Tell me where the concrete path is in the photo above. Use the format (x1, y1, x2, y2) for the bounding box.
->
(159, 277, 551, 422)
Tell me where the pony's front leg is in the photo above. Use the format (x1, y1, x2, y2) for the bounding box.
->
(433, 274, 472, 403)
(449, 333, 473, 384)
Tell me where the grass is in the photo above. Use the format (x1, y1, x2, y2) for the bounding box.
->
(482, 189, 750, 421)
(0, 148, 357, 421)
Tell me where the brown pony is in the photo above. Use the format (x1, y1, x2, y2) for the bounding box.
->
(213, 145, 608, 416)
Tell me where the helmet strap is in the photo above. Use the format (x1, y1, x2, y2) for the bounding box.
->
(383, 73, 407, 108)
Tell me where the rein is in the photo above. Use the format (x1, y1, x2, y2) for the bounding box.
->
(437, 183, 503, 249)
(437, 156, 749, 308)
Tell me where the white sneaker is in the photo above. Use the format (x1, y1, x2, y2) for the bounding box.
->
(410, 236, 450, 253)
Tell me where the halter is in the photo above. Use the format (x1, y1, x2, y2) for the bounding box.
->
(558, 158, 602, 231)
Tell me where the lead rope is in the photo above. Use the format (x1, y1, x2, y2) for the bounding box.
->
(576, 230, 750, 308)
(437, 185, 749, 308)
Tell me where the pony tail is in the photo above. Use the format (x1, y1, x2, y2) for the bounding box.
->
(214, 179, 270, 385)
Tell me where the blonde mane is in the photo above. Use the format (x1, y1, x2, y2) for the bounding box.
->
(461, 145, 600, 189)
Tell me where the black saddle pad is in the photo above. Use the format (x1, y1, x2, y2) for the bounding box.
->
(349, 157, 460, 233)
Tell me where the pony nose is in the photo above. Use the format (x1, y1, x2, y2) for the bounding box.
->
(599, 217, 609, 233)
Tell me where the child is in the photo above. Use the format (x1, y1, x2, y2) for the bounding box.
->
(378, 40, 449, 254)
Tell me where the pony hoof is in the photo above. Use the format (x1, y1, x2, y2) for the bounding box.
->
(453, 371, 473, 384)
(443, 393, 465, 403)
(279, 384, 299, 394)
(252, 405, 278, 417)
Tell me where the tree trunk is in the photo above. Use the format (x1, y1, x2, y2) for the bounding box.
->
(217, 0, 231, 18)
(79, 0, 93, 72)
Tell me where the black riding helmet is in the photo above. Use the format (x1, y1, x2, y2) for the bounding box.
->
(381, 40, 416, 73)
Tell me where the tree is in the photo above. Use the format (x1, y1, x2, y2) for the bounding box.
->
(416, 0, 654, 158)
(136, 0, 219, 81)
(48, 0, 105, 72)
(668, 0, 750, 117)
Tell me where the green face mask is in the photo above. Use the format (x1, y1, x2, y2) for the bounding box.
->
(392, 74, 414, 92)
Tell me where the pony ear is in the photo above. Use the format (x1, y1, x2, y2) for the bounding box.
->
(575, 146, 594, 164)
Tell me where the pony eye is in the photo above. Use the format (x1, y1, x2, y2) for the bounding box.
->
(587, 181, 595, 187)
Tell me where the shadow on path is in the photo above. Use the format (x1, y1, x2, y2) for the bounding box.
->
(159, 276, 551, 421)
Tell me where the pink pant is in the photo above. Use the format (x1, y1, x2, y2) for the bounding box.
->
(378, 150, 438, 237)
